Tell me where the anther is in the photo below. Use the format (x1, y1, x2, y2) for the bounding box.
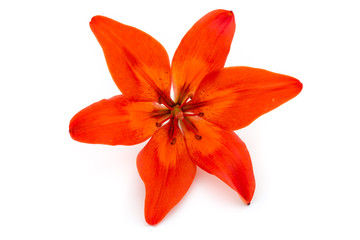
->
(156, 115, 171, 127)
(198, 112, 204, 117)
(195, 135, 202, 140)
(171, 138, 177, 145)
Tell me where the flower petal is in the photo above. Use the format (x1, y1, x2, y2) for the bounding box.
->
(90, 16, 172, 104)
(171, 10, 235, 102)
(182, 118, 255, 204)
(137, 122, 196, 225)
(187, 67, 303, 130)
(69, 95, 168, 146)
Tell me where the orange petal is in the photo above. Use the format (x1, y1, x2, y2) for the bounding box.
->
(90, 16, 172, 104)
(171, 10, 235, 102)
(137, 122, 196, 225)
(69, 95, 168, 146)
(187, 67, 303, 130)
(182, 118, 255, 204)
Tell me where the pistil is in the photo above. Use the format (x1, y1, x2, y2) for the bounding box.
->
(173, 105, 184, 120)
(156, 97, 204, 141)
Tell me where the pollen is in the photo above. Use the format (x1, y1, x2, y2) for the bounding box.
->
(195, 135, 202, 140)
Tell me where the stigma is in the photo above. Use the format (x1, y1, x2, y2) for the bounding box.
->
(172, 105, 184, 120)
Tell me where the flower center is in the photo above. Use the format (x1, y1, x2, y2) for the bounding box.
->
(172, 105, 184, 120)
(155, 95, 205, 144)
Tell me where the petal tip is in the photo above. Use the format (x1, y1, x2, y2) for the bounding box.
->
(215, 9, 233, 15)
(292, 77, 303, 95)
(237, 182, 255, 205)
(217, 9, 235, 22)
(145, 213, 163, 226)
(297, 79, 303, 91)
(89, 15, 98, 25)
(225, 10, 235, 23)
(89, 15, 105, 28)
(145, 219, 159, 226)
(68, 118, 79, 141)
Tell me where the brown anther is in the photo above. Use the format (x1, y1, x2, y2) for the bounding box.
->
(198, 112, 204, 117)
(195, 135, 202, 140)
(170, 138, 177, 145)
(156, 122, 162, 127)
(188, 94, 193, 99)
(157, 97, 162, 104)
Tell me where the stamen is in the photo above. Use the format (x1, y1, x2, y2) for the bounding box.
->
(180, 112, 204, 118)
(158, 97, 174, 110)
(150, 109, 171, 118)
(179, 94, 193, 108)
(156, 115, 171, 127)
(182, 117, 199, 136)
(183, 113, 198, 117)
(170, 138, 177, 145)
(168, 118, 176, 139)
(182, 101, 207, 111)
(195, 135, 202, 140)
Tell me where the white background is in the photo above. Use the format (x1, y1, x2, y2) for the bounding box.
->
(1, 0, 359, 239)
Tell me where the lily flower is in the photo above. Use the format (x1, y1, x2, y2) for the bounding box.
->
(69, 9, 302, 225)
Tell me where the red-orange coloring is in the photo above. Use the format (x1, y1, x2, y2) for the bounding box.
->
(69, 9, 302, 225)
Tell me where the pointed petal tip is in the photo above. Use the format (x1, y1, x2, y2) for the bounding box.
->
(68, 127, 74, 138)
(219, 9, 235, 20)
(68, 118, 77, 140)
(68, 118, 88, 144)
(240, 194, 253, 206)
(225, 10, 235, 22)
(89, 15, 106, 28)
(145, 215, 162, 226)
(68, 113, 85, 142)
(240, 188, 255, 205)
(89, 15, 99, 25)
(217, 9, 235, 21)
(227, 10, 234, 16)
(237, 179, 255, 205)
(291, 77, 303, 95)
(297, 79, 303, 91)
(144, 206, 168, 226)
(215, 9, 233, 15)
(68, 126, 79, 142)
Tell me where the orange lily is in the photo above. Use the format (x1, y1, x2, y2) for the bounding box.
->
(69, 9, 302, 225)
